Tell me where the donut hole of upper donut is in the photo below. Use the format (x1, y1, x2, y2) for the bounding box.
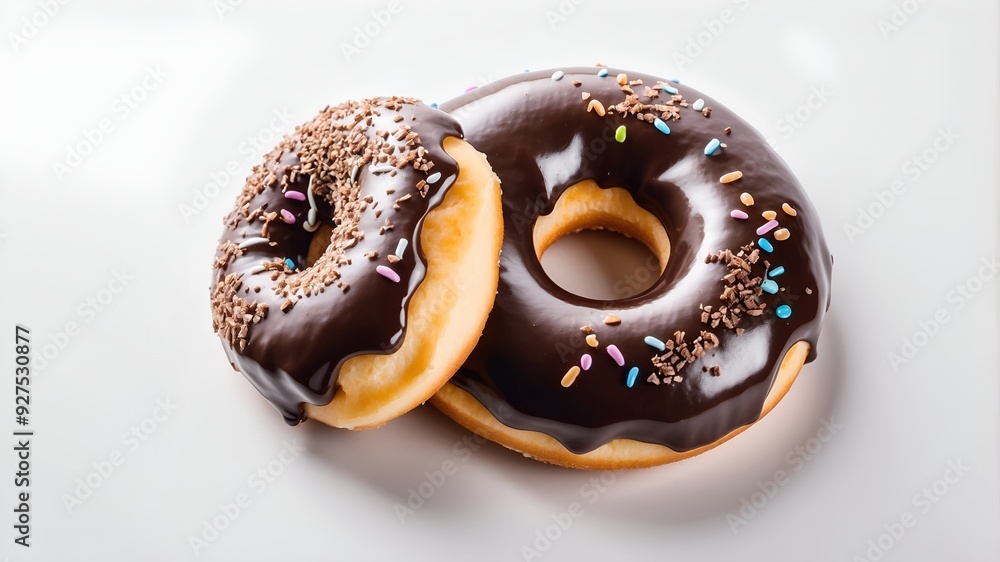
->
(534, 180, 670, 301)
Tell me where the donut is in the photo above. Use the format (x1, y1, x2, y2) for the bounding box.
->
(432, 68, 833, 469)
(210, 97, 503, 429)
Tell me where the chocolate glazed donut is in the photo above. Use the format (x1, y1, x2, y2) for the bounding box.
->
(434, 68, 833, 468)
(211, 98, 465, 424)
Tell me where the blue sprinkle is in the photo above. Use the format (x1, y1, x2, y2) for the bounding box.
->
(769, 266, 785, 278)
(776, 305, 792, 319)
(644, 336, 666, 351)
(598, 68, 609, 77)
(653, 118, 671, 135)
(284, 258, 295, 270)
(761, 279, 779, 294)
(704, 138, 721, 155)
(663, 84, 679, 95)
(758, 238, 774, 253)
(692, 98, 705, 111)
(669, 78, 681, 84)
(429, 102, 438, 109)
(626, 366, 639, 388)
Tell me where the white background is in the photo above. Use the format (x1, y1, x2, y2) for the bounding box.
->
(1, 0, 998, 560)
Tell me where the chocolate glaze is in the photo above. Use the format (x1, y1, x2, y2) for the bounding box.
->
(211, 100, 462, 423)
(441, 68, 832, 454)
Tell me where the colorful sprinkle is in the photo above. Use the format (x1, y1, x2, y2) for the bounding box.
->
(464, 85, 478, 92)
(692, 98, 705, 111)
(761, 279, 779, 294)
(731, 210, 749, 220)
(653, 118, 671, 135)
(283, 258, 296, 270)
(561, 366, 581, 387)
(756, 220, 779, 235)
(586, 334, 599, 348)
(581, 354, 593, 371)
(740, 192, 755, 206)
(551, 70, 565, 81)
(774, 228, 790, 241)
(430, 102, 439, 109)
(427, 172, 442, 184)
(704, 138, 721, 155)
(598, 68, 609, 77)
(720, 171, 743, 184)
(626, 367, 639, 388)
(757, 238, 774, 253)
(237, 237, 270, 249)
(395, 238, 408, 258)
(615, 126, 627, 143)
(284, 191, 306, 201)
(762, 210, 777, 221)
(616, 73, 628, 85)
(376, 265, 400, 283)
(662, 84, 679, 95)
(775, 305, 792, 319)
(606, 344, 625, 366)
(782, 203, 797, 216)
(280, 209, 296, 224)
(768, 266, 785, 278)
(644, 336, 666, 351)
(587, 99, 606, 116)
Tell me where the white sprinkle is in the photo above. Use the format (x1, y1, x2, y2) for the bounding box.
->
(395, 238, 408, 258)
(552, 70, 565, 81)
(692, 98, 705, 111)
(427, 172, 442, 184)
(303, 175, 319, 232)
(350, 165, 360, 184)
(247, 263, 267, 275)
(370, 164, 395, 174)
(237, 237, 270, 249)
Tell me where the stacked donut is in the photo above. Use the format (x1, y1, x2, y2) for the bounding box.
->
(210, 68, 832, 469)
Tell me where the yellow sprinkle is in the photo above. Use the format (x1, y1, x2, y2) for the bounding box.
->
(587, 99, 606, 116)
(603, 314, 621, 325)
(582, 92, 591, 101)
(740, 192, 755, 206)
(561, 366, 581, 387)
(586, 334, 599, 348)
(762, 210, 777, 220)
(616, 73, 628, 85)
(720, 171, 743, 184)
(782, 203, 797, 216)
(774, 228, 790, 241)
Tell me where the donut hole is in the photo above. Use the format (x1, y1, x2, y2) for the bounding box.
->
(306, 223, 335, 267)
(534, 180, 670, 301)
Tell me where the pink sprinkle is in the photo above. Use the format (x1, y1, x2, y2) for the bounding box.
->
(284, 191, 306, 201)
(280, 209, 296, 224)
(606, 345, 625, 367)
(581, 354, 592, 371)
(730, 210, 749, 220)
(464, 85, 478, 92)
(376, 265, 400, 283)
(756, 220, 779, 235)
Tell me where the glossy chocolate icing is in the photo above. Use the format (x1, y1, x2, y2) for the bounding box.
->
(441, 68, 832, 454)
(211, 99, 462, 423)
